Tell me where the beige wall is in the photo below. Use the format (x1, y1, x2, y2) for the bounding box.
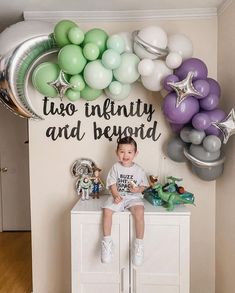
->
(216, 3, 235, 293)
(28, 18, 218, 293)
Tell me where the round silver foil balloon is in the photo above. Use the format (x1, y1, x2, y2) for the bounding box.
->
(71, 158, 97, 178)
(132, 30, 169, 59)
(183, 148, 225, 168)
(0, 34, 58, 119)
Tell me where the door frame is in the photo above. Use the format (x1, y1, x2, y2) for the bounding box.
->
(0, 154, 3, 232)
(0, 112, 31, 231)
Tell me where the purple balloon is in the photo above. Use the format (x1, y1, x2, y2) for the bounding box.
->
(205, 125, 222, 136)
(175, 58, 208, 81)
(192, 112, 211, 130)
(206, 108, 226, 122)
(204, 109, 226, 136)
(162, 92, 199, 124)
(163, 74, 180, 92)
(199, 93, 219, 110)
(193, 79, 210, 98)
(169, 122, 184, 133)
(206, 78, 221, 97)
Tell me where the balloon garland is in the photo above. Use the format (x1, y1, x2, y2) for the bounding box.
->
(0, 19, 234, 181)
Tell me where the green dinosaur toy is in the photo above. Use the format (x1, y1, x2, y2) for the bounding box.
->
(153, 183, 195, 211)
(166, 176, 183, 184)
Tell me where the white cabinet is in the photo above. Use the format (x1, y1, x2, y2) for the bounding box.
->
(71, 196, 190, 293)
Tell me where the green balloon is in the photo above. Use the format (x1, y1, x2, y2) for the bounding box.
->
(58, 44, 87, 75)
(68, 27, 84, 45)
(101, 49, 121, 70)
(107, 34, 125, 54)
(32, 62, 60, 97)
(53, 19, 78, 47)
(69, 75, 85, 92)
(83, 28, 108, 56)
(65, 89, 81, 101)
(81, 85, 102, 101)
(83, 43, 100, 61)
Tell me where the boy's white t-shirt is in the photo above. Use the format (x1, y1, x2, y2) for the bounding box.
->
(106, 162, 149, 197)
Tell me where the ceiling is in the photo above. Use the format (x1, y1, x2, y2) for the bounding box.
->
(0, 0, 229, 32)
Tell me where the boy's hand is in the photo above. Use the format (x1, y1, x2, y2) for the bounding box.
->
(129, 181, 145, 193)
(113, 194, 122, 204)
(129, 186, 140, 193)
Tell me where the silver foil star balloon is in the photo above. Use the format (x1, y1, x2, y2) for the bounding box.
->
(48, 70, 73, 99)
(212, 108, 235, 144)
(167, 71, 202, 107)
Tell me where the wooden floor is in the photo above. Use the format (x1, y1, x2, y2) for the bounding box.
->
(0, 232, 32, 293)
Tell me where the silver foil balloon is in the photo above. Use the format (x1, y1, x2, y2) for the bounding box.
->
(132, 30, 169, 59)
(212, 108, 235, 144)
(71, 158, 97, 178)
(167, 71, 202, 107)
(0, 34, 59, 119)
(48, 70, 73, 100)
(189, 144, 221, 162)
(183, 147, 225, 168)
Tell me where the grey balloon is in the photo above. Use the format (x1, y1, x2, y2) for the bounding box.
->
(189, 144, 221, 162)
(188, 129, 205, 145)
(180, 126, 193, 143)
(192, 164, 224, 181)
(167, 136, 187, 162)
(203, 135, 222, 153)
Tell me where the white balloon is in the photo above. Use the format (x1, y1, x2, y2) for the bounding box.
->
(138, 59, 155, 76)
(117, 32, 133, 53)
(0, 20, 54, 56)
(168, 33, 193, 60)
(166, 52, 183, 69)
(134, 26, 168, 60)
(141, 60, 173, 91)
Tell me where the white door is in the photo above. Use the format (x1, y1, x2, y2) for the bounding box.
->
(0, 105, 31, 231)
(71, 212, 130, 293)
(130, 215, 190, 293)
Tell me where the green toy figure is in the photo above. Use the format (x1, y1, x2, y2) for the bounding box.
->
(152, 183, 195, 211)
(163, 176, 185, 193)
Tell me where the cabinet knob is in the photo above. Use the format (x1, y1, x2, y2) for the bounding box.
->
(1, 167, 8, 172)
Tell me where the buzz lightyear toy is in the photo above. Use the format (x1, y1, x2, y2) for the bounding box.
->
(77, 175, 93, 200)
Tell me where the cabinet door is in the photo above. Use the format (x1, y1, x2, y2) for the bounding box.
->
(130, 215, 190, 293)
(71, 213, 129, 293)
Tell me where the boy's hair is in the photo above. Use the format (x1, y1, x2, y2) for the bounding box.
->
(117, 136, 137, 152)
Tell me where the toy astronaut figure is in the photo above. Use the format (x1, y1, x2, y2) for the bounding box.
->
(77, 175, 93, 200)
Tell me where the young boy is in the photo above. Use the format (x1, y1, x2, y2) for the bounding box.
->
(101, 136, 149, 266)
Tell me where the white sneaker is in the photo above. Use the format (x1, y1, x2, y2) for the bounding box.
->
(101, 239, 113, 264)
(132, 241, 144, 266)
